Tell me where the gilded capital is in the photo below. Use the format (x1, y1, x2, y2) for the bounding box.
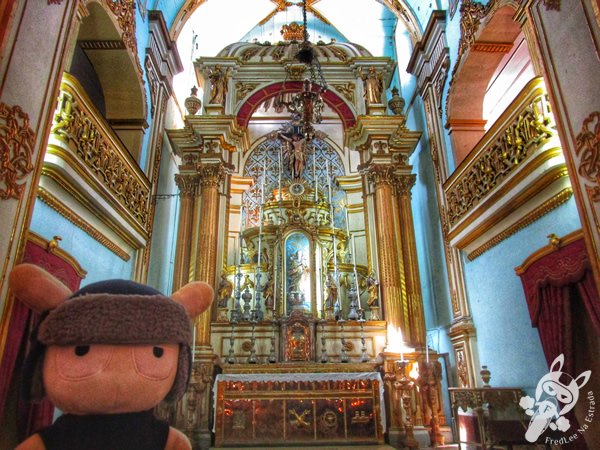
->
(175, 174, 199, 197)
(197, 163, 225, 187)
(365, 165, 397, 187)
(395, 174, 416, 195)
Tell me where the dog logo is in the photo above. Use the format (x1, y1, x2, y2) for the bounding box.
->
(519, 354, 591, 442)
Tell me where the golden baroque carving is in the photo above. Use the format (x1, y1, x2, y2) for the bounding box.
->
(395, 174, 416, 195)
(104, 0, 137, 56)
(331, 82, 356, 104)
(235, 82, 258, 103)
(446, 93, 554, 226)
(52, 88, 150, 227)
(197, 163, 225, 187)
(366, 165, 397, 186)
(575, 111, 600, 202)
(458, 0, 489, 58)
(175, 173, 199, 198)
(0, 102, 35, 200)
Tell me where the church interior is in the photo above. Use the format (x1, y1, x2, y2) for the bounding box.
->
(0, 0, 599, 448)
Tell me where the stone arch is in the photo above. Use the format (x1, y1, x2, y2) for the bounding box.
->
(446, 3, 531, 165)
(72, 1, 147, 160)
(236, 81, 356, 130)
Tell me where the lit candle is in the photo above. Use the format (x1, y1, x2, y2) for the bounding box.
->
(426, 343, 430, 363)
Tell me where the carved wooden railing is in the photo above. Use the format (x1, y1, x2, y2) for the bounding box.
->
(444, 77, 556, 228)
(49, 73, 150, 231)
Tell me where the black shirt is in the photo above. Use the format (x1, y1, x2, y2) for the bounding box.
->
(38, 410, 169, 450)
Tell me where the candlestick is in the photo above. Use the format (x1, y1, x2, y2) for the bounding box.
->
(345, 202, 350, 237)
(351, 235, 361, 309)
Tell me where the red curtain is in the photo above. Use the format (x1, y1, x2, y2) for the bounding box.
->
(519, 238, 600, 369)
(0, 238, 85, 438)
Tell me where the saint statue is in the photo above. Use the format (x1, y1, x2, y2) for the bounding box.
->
(324, 273, 338, 309)
(263, 274, 275, 310)
(358, 65, 383, 105)
(216, 273, 233, 308)
(208, 64, 229, 105)
(366, 271, 380, 308)
(287, 251, 308, 294)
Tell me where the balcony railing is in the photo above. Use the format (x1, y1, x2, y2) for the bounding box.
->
(49, 73, 150, 232)
(444, 77, 557, 229)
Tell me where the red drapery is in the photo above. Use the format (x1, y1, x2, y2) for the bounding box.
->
(518, 238, 600, 370)
(0, 238, 84, 439)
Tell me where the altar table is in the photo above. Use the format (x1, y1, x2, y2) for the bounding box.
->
(212, 372, 385, 447)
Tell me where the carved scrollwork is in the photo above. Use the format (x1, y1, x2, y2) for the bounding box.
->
(235, 82, 258, 103)
(445, 93, 555, 226)
(0, 102, 35, 200)
(575, 111, 600, 202)
(331, 82, 356, 104)
(51, 83, 150, 227)
(104, 0, 137, 56)
(458, 0, 489, 59)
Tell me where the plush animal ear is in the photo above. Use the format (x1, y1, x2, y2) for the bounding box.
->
(171, 281, 213, 319)
(9, 263, 72, 313)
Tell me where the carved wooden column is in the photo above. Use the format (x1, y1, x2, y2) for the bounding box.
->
(366, 165, 406, 334)
(173, 174, 199, 291)
(396, 174, 426, 348)
(194, 162, 225, 347)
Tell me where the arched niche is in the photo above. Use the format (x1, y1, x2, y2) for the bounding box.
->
(71, 1, 147, 161)
(446, 4, 534, 166)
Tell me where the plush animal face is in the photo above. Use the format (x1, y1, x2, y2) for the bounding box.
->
(9, 264, 213, 415)
(43, 343, 179, 414)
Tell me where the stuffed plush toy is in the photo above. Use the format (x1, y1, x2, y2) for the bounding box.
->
(9, 263, 213, 450)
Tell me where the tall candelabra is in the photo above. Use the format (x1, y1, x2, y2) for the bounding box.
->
(338, 319, 349, 363)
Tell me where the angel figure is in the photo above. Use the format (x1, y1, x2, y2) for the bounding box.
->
(208, 64, 230, 105)
(358, 65, 383, 105)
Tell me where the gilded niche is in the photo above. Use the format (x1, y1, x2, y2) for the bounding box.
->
(0, 102, 35, 200)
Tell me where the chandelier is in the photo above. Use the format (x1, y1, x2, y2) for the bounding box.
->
(276, 0, 327, 142)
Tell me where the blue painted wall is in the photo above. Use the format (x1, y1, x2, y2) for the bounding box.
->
(29, 200, 134, 285)
(147, 139, 181, 295)
(463, 197, 581, 393)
